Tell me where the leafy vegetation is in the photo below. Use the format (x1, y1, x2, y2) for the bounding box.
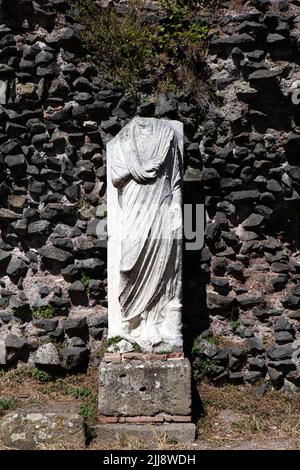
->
(80, 402, 97, 441)
(0, 397, 15, 415)
(32, 368, 54, 383)
(229, 319, 241, 333)
(80, 273, 90, 292)
(167, 435, 178, 445)
(32, 305, 56, 319)
(70, 0, 219, 98)
(132, 342, 142, 352)
(106, 335, 123, 349)
(79, 402, 95, 421)
(206, 335, 223, 346)
(68, 385, 92, 399)
(193, 356, 216, 381)
(76, 194, 90, 211)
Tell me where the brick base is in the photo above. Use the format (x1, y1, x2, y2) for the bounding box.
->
(103, 352, 184, 363)
(98, 414, 192, 424)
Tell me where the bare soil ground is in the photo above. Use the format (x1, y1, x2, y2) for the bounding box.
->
(1, 366, 300, 450)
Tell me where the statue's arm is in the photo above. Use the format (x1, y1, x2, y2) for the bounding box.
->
(110, 142, 131, 189)
(111, 163, 131, 189)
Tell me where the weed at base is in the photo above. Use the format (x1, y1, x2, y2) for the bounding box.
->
(68, 386, 92, 399)
(106, 336, 123, 349)
(80, 402, 97, 445)
(32, 368, 54, 383)
(0, 397, 15, 415)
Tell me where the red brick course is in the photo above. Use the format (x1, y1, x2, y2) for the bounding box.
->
(103, 352, 185, 362)
(103, 353, 121, 363)
(97, 415, 192, 424)
(97, 416, 119, 424)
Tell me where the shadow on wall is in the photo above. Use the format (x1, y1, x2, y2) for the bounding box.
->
(182, 180, 208, 422)
(0, 0, 35, 29)
(264, 200, 300, 251)
(182, 180, 209, 357)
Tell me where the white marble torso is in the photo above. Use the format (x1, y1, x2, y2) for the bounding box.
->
(107, 117, 183, 352)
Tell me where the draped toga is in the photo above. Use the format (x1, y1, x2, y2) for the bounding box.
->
(110, 117, 182, 335)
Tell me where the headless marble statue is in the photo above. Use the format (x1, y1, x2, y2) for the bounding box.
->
(107, 117, 183, 352)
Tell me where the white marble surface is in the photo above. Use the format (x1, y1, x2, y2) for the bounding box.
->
(107, 117, 183, 352)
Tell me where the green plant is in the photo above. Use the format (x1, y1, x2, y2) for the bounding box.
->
(155, 0, 209, 53)
(0, 398, 15, 415)
(192, 334, 223, 358)
(80, 273, 90, 292)
(32, 368, 54, 383)
(195, 415, 206, 434)
(262, 335, 269, 345)
(71, 0, 154, 91)
(132, 342, 142, 352)
(207, 335, 222, 347)
(70, 0, 219, 99)
(231, 420, 244, 430)
(193, 357, 215, 381)
(80, 402, 95, 422)
(79, 402, 97, 443)
(229, 319, 241, 333)
(68, 386, 92, 399)
(32, 305, 56, 319)
(76, 194, 90, 211)
(200, 357, 214, 375)
(182, 22, 209, 43)
(167, 435, 178, 445)
(106, 336, 123, 349)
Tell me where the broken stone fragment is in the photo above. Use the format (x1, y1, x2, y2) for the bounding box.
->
(0, 403, 85, 450)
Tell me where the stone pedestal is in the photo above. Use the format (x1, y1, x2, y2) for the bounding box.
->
(97, 354, 195, 444)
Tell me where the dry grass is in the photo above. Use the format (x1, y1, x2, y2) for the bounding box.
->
(89, 435, 147, 451)
(0, 366, 98, 406)
(226, 0, 246, 13)
(0, 365, 182, 451)
(196, 381, 300, 449)
(268, 0, 282, 13)
(89, 433, 182, 451)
